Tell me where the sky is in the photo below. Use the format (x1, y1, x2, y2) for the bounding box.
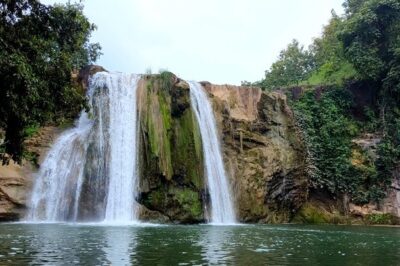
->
(40, 0, 344, 85)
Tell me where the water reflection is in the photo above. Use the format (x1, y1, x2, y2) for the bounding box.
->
(30, 224, 81, 265)
(199, 225, 235, 265)
(0, 223, 400, 265)
(27, 224, 108, 265)
(103, 226, 137, 265)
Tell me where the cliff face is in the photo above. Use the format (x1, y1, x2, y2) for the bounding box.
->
(1, 69, 398, 224)
(202, 83, 308, 222)
(348, 135, 400, 220)
(0, 162, 30, 221)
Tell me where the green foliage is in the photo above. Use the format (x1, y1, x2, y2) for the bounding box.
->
(293, 86, 394, 203)
(343, 0, 365, 15)
(311, 12, 344, 68)
(294, 87, 361, 195)
(256, 0, 400, 207)
(23, 124, 39, 138)
(0, 0, 101, 163)
(362, 107, 380, 132)
(338, 0, 400, 204)
(304, 11, 358, 86)
(339, 0, 400, 81)
(22, 150, 38, 166)
(375, 131, 400, 198)
(261, 39, 315, 90)
(365, 213, 399, 225)
(259, 11, 358, 89)
(304, 61, 357, 86)
(158, 70, 174, 91)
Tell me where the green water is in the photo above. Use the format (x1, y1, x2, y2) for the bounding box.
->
(0, 223, 399, 265)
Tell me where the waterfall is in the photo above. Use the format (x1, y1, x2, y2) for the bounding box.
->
(27, 72, 140, 222)
(188, 81, 236, 224)
(103, 73, 139, 222)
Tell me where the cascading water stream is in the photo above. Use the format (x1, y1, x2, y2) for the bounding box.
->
(103, 73, 140, 222)
(188, 81, 236, 224)
(27, 72, 140, 223)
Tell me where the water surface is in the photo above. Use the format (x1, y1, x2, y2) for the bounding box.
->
(0, 223, 399, 265)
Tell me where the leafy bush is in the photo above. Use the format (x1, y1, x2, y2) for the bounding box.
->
(365, 213, 399, 225)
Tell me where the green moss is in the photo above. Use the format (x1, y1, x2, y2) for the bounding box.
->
(173, 188, 202, 218)
(250, 203, 266, 217)
(159, 92, 172, 130)
(266, 211, 290, 224)
(147, 190, 165, 207)
(146, 82, 152, 92)
(192, 111, 203, 160)
(158, 91, 173, 178)
(293, 203, 351, 224)
(147, 110, 159, 156)
(143, 78, 173, 179)
(172, 109, 203, 188)
(293, 204, 331, 224)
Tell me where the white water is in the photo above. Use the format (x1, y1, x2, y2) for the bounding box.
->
(27, 115, 92, 221)
(27, 72, 140, 223)
(103, 74, 140, 222)
(188, 81, 236, 224)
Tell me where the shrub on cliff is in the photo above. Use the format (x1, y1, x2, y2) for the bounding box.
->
(0, 0, 101, 163)
(257, 0, 400, 205)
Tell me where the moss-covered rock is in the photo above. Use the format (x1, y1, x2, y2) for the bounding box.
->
(137, 73, 204, 223)
(292, 203, 349, 224)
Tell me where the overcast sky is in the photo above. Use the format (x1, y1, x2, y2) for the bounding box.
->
(41, 0, 344, 85)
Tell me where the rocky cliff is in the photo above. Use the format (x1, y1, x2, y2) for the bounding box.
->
(0, 162, 31, 221)
(0, 68, 398, 224)
(135, 77, 308, 223)
(201, 83, 308, 222)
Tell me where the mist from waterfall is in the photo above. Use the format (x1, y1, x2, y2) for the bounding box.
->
(188, 81, 236, 224)
(27, 72, 140, 223)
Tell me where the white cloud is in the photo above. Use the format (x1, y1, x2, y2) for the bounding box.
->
(40, 0, 344, 84)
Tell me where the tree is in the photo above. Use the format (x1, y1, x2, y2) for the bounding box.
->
(307, 11, 358, 85)
(340, 0, 400, 200)
(261, 39, 315, 90)
(0, 0, 101, 162)
(342, 0, 365, 15)
(339, 0, 400, 81)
